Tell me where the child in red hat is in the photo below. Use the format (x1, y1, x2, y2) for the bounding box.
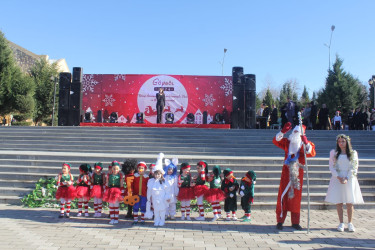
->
(56, 163, 76, 218)
(76, 164, 92, 217)
(177, 163, 194, 220)
(193, 161, 209, 221)
(103, 161, 124, 224)
(131, 161, 149, 225)
(90, 162, 105, 217)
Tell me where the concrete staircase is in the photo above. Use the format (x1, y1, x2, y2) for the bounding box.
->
(0, 126, 374, 209)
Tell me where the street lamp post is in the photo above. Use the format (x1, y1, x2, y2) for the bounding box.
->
(220, 48, 227, 75)
(369, 75, 375, 109)
(324, 25, 335, 70)
(51, 76, 58, 126)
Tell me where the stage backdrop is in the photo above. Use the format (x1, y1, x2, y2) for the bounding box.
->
(82, 74, 233, 124)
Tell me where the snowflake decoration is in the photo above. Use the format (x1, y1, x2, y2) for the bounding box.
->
(82, 74, 99, 93)
(220, 78, 233, 96)
(203, 94, 216, 106)
(102, 94, 115, 107)
(114, 74, 126, 81)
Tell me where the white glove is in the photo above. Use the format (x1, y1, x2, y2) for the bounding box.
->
(229, 193, 234, 198)
(240, 191, 244, 197)
(241, 185, 245, 190)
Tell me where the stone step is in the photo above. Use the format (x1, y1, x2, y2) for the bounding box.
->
(0, 179, 35, 188)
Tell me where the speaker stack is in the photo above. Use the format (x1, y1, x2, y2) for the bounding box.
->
(57, 67, 83, 126)
(231, 67, 256, 129)
(69, 67, 83, 126)
(243, 74, 256, 129)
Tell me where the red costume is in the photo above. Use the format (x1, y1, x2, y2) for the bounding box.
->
(132, 173, 149, 197)
(273, 124, 316, 226)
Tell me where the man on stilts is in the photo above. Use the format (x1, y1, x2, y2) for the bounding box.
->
(273, 122, 316, 230)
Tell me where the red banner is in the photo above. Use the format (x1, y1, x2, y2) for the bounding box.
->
(82, 74, 233, 124)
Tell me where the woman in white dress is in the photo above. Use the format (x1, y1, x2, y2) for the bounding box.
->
(325, 134, 364, 232)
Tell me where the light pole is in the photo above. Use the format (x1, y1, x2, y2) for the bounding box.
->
(51, 75, 58, 126)
(324, 25, 335, 70)
(369, 75, 375, 109)
(220, 48, 227, 75)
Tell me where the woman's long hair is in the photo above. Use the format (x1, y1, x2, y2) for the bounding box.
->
(335, 134, 353, 160)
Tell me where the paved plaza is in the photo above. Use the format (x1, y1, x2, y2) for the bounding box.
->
(0, 204, 374, 250)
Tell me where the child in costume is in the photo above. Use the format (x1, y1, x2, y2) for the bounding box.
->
(90, 162, 105, 217)
(131, 161, 149, 225)
(146, 169, 171, 226)
(76, 164, 92, 217)
(205, 165, 225, 222)
(103, 161, 124, 224)
(177, 163, 194, 220)
(122, 158, 137, 219)
(221, 168, 239, 221)
(56, 163, 76, 218)
(239, 170, 256, 222)
(149, 163, 156, 178)
(193, 161, 209, 221)
(164, 158, 179, 220)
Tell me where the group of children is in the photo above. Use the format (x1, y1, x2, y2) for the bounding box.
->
(55, 153, 256, 226)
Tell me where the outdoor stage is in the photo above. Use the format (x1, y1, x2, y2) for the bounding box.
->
(80, 122, 230, 129)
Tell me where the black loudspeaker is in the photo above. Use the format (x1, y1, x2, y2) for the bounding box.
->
(203, 111, 208, 124)
(232, 84, 244, 111)
(59, 72, 71, 89)
(231, 111, 245, 129)
(97, 110, 102, 123)
(238, 111, 245, 129)
(244, 90, 256, 111)
(69, 82, 82, 110)
(58, 72, 71, 126)
(58, 109, 69, 126)
(69, 109, 81, 126)
(231, 111, 238, 129)
(245, 110, 256, 129)
(232, 67, 244, 85)
(58, 89, 70, 109)
(244, 74, 256, 91)
(72, 67, 83, 82)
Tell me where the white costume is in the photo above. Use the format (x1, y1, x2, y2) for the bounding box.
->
(146, 178, 171, 226)
(165, 174, 179, 217)
(325, 149, 364, 204)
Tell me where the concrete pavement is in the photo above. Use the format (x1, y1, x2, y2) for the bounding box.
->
(0, 204, 374, 250)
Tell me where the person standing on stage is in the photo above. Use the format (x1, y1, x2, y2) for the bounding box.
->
(156, 88, 165, 124)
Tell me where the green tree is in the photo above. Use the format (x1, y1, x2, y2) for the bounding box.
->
(312, 91, 317, 102)
(277, 80, 299, 108)
(317, 56, 368, 121)
(263, 88, 274, 108)
(0, 31, 34, 117)
(30, 58, 59, 125)
(300, 85, 310, 106)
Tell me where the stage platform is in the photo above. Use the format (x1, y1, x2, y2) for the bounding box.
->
(80, 122, 230, 129)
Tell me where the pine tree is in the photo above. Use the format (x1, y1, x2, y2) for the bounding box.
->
(317, 56, 367, 120)
(263, 88, 274, 108)
(30, 58, 59, 125)
(301, 85, 310, 105)
(0, 31, 35, 118)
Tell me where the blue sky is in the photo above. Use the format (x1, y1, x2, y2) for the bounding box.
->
(1, 1, 374, 97)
